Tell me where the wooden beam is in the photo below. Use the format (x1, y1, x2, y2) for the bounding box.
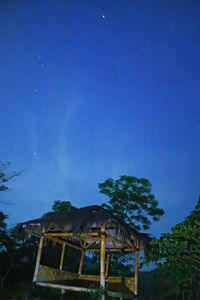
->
(45, 233, 73, 237)
(107, 230, 117, 249)
(107, 234, 130, 249)
(48, 235, 135, 253)
(111, 248, 133, 252)
(100, 224, 106, 300)
(33, 235, 44, 282)
(59, 243, 66, 271)
(134, 241, 139, 296)
(81, 236, 101, 241)
(78, 251, 85, 275)
(85, 240, 97, 249)
(36, 282, 133, 299)
(79, 239, 84, 248)
(45, 232, 98, 237)
(86, 248, 134, 252)
(111, 238, 117, 249)
(46, 236, 64, 245)
(48, 236, 82, 251)
(36, 281, 91, 293)
(63, 240, 82, 251)
(105, 253, 110, 278)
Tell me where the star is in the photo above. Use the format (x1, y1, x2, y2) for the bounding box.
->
(102, 15, 105, 19)
(33, 152, 38, 156)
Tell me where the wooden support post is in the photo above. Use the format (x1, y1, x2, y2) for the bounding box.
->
(59, 244, 66, 299)
(33, 235, 44, 282)
(134, 241, 139, 297)
(59, 243, 66, 271)
(105, 253, 110, 278)
(100, 224, 106, 300)
(78, 251, 85, 275)
(60, 288, 65, 300)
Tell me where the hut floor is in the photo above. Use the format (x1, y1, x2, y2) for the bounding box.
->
(36, 279, 135, 298)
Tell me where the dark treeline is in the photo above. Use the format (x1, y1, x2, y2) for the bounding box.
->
(0, 162, 200, 300)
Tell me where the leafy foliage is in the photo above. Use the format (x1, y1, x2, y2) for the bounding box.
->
(0, 161, 20, 193)
(146, 196, 200, 299)
(90, 285, 105, 300)
(99, 175, 164, 231)
(139, 268, 169, 300)
(0, 212, 20, 299)
(42, 200, 77, 217)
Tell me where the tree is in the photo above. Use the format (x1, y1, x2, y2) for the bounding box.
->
(42, 200, 76, 217)
(0, 212, 19, 299)
(97, 175, 164, 278)
(0, 161, 21, 298)
(146, 196, 200, 299)
(99, 175, 164, 231)
(0, 161, 20, 193)
(0, 212, 40, 300)
(0, 161, 20, 206)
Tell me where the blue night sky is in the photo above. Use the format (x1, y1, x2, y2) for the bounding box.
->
(0, 0, 200, 238)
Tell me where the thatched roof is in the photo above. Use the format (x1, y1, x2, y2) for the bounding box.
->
(15, 205, 150, 254)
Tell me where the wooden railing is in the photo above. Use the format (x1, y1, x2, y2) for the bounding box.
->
(37, 265, 135, 293)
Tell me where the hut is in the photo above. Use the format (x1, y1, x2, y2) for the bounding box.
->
(16, 205, 150, 299)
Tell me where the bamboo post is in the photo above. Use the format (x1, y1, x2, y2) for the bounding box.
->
(78, 250, 85, 275)
(134, 241, 139, 297)
(59, 244, 66, 299)
(33, 235, 44, 282)
(60, 287, 65, 300)
(100, 224, 106, 300)
(59, 243, 66, 270)
(105, 253, 110, 278)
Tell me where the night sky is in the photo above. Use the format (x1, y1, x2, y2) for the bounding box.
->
(0, 0, 200, 238)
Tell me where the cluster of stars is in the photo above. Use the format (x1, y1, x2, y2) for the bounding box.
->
(37, 54, 45, 68)
(12, 144, 39, 157)
(33, 53, 45, 92)
(31, 12, 107, 93)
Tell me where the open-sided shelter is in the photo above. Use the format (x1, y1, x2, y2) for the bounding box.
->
(16, 205, 150, 299)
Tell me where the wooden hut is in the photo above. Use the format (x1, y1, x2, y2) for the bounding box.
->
(16, 205, 150, 299)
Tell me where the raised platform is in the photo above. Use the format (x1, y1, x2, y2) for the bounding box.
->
(36, 265, 135, 299)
